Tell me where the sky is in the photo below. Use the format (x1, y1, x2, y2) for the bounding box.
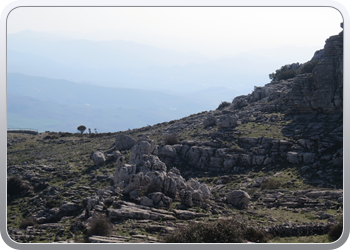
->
(6, 6, 343, 58)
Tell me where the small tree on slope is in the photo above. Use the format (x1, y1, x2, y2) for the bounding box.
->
(77, 125, 86, 134)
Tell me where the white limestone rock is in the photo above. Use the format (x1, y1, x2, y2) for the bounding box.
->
(90, 151, 106, 166)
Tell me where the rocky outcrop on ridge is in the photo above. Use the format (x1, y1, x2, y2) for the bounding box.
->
(141, 29, 343, 190)
(231, 30, 343, 115)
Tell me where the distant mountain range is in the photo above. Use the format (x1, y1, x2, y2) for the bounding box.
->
(7, 73, 237, 132)
(7, 30, 277, 94)
(7, 30, 317, 132)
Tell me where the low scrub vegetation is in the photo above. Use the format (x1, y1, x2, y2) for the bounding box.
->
(19, 217, 37, 229)
(328, 220, 343, 242)
(87, 215, 113, 236)
(7, 176, 27, 196)
(217, 101, 231, 110)
(260, 178, 281, 190)
(163, 133, 178, 145)
(162, 218, 269, 243)
(269, 60, 319, 81)
(43, 135, 59, 140)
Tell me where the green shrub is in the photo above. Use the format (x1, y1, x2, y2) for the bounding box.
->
(269, 60, 319, 81)
(299, 60, 319, 74)
(163, 133, 178, 145)
(162, 218, 269, 243)
(19, 217, 37, 229)
(217, 101, 231, 110)
(260, 178, 281, 190)
(211, 189, 219, 198)
(328, 220, 343, 242)
(59, 132, 73, 137)
(7, 176, 27, 196)
(43, 135, 59, 140)
(269, 65, 297, 81)
(87, 215, 112, 236)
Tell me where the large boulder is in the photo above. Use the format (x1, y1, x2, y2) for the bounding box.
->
(232, 95, 249, 110)
(226, 190, 251, 209)
(115, 134, 136, 150)
(287, 152, 301, 164)
(186, 178, 201, 191)
(199, 183, 211, 200)
(59, 202, 79, 216)
(215, 115, 238, 128)
(159, 145, 177, 159)
(203, 114, 216, 127)
(129, 139, 159, 167)
(90, 151, 106, 166)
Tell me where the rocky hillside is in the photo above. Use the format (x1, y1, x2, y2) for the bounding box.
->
(6, 28, 343, 244)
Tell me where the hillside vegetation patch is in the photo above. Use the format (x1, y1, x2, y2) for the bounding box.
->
(163, 218, 269, 243)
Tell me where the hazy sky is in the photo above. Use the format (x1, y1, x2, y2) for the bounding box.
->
(7, 7, 343, 58)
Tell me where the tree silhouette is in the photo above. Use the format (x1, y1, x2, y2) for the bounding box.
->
(77, 125, 86, 134)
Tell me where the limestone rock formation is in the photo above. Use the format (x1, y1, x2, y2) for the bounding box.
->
(107, 201, 176, 221)
(90, 151, 106, 166)
(230, 30, 343, 115)
(115, 134, 136, 150)
(113, 137, 211, 207)
(149, 29, 343, 173)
